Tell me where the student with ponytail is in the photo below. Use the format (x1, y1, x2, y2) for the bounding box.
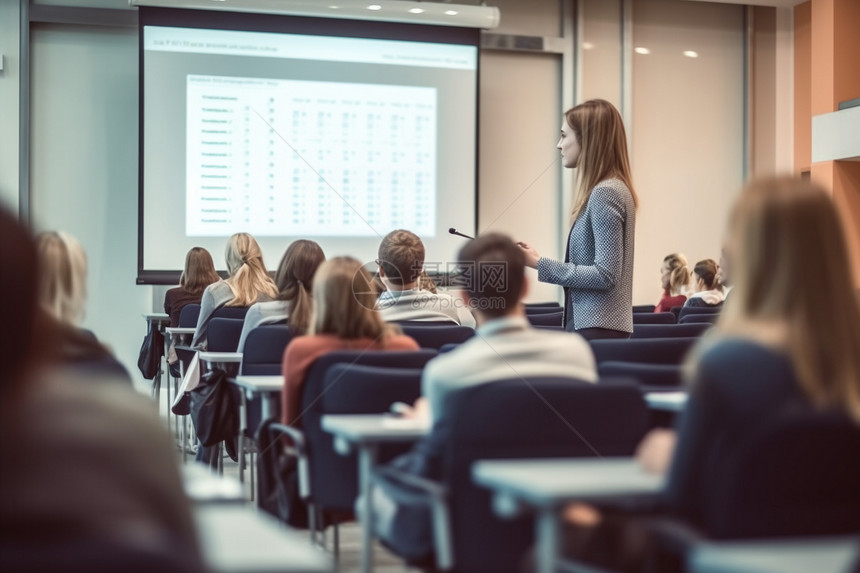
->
(237, 240, 326, 352)
(654, 253, 690, 313)
(518, 99, 638, 340)
(191, 232, 278, 349)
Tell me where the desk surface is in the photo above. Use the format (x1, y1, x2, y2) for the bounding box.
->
(166, 327, 196, 335)
(233, 375, 284, 392)
(644, 391, 688, 412)
(199, 351, 243, 363)
(690, 537, 860, 573)
(142, 312, 170, 321)
(321, 414, 430, 444)
(183, 463, 245, 504)
(195, 504, 332, 573)
(473, 458, 664, 508)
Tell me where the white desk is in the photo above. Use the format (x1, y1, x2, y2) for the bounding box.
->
(645, 391, 689, 413)
(195, 504, 332, 573)
(473, 458, 664, 573)
(690, 537, 860, 573)
(232, 375, 283, 421)
(321, 414, 429, 573)
(183, 462, 245, 504)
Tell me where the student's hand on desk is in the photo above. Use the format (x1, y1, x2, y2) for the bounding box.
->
(517, 241, 541, 269)
(636, 428, 677, 475)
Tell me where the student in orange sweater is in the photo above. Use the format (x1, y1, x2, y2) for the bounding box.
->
(281, 256, 419, 426)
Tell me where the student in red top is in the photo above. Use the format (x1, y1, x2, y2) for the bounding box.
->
(281, 256, 419, 427)
(654, 253, 690, 313)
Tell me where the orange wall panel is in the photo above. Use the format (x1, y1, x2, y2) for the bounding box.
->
(833, 0, 860, 106)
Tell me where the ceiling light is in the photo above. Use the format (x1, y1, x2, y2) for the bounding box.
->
(634, 47, 650, 55)
(409, 8, 424, 14)
(367, 4, 382, 10)
(683, 50, 699, 58)
(445, 10, 459, 15)
(582, 42, 594, 50)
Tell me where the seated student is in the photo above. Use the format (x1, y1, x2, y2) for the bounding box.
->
(376, 229, 476, 328)
(164, 247, 220, 328)
(35, 231, 130, 383)
(683, 258, 724, 308)
(191, 232, 278, 350)
(367, 234, 597, 557)
(0, 208, 204, 572)
(654, 253, 689, 313)
(557, 177, 860, 572)
(237, 240, 325, 352)
(280, 257, 419, 426)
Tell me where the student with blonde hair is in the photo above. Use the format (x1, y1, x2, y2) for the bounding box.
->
(654, 253, 690, 313)
(35, 231, 130, 382)
(237, 240, 326, 352)
(518, 99, 637, 339)
(191, 232, 278, 349)
(280, 257, 419, 426)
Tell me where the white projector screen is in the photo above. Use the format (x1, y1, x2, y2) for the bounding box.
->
(138, 7, 479, 283)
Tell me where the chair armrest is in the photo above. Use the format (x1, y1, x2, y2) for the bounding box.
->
(373, 466, 453, 570)
(643, 515, 707, 557)
(269, 423, 311, 500)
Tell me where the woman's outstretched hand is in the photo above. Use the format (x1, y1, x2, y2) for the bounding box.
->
(517, 241, 541, 269)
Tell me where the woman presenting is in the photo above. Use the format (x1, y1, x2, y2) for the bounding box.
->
(519, 99, 638, 340)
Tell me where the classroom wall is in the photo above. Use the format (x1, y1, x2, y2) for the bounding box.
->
(0, 0, 21, 213)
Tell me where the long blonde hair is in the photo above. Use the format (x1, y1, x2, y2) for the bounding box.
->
(662, 253, 690, 295)
(565, 99, 638, 221)
(310, 257, 398, 340)
(716, 176, 860, 420)
(36, 231, 87, 326)
(224, 233, 278, 306)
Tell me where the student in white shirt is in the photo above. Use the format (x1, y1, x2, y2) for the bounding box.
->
(375, 229, 476, 328)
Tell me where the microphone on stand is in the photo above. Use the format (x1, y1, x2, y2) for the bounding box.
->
(448, 228, 475, 240)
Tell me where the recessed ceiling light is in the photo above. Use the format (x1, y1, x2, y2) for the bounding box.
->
(445, 10, 459, 16)
(328, 5, 339, 9)
(409, 8, 425, 14)
(367, 4, 382, 10)
(634, 47, 650, 55)
(582, 42, 595, 50)
(683, 50, 699, 58)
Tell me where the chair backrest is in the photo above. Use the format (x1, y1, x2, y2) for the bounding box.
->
(526, 311, 563, 327)
(632, 304, 656, 313)
(597, 361, 683, 389)
(678, 304, 722, 320)
(632, 312, 676, 324)
(590, 337, 698, 365)
(241, 325, 294, 375)
(679, 313, 720, 325)
(706, 411, 860, 539)
(300, 350, 437, 511)
(212, 306, 249, 320)
(524, 305, 565, 315)
(393, 320, 459, 326)
(399, 325, 475, 350)
(178, 304, 201, 327)
(444, 378, 649, 573)
(631, 323, 711, 339)
(207, 318, 245, 352)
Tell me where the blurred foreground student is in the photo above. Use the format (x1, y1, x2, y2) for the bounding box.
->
(0, 207, 204, 572)
(551, 176, 860, 572)
(36, 231, 130, 382)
